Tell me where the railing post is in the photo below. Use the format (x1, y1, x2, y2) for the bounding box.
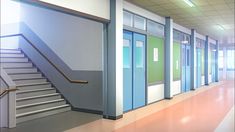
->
(0, 67, 16, 128)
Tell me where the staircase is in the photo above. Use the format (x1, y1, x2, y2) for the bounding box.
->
(0, 49, 71, 124)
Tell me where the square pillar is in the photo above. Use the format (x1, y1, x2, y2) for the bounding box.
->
(164, 17, 173, 99)
(215, 40, 219, 82)
(190, 29, 196, 90)
(205, 36, 209, 85)
(103, 0, 123, 120)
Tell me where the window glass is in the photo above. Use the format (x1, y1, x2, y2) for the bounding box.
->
(134, 15, 146, 30)
(135, 41, 144, 68)
(227, 50, 235, 69)
(147, 20, 157, 35)
(187, 49, 190, 66)
(123, 39, 131, 68)
(218, 50, 223, 69)
(123, 11, 133, 27)
(182, 48, 185, 66)
(147, 20, 164, 37)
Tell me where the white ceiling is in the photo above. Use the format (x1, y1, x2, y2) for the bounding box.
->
(125, 0, 235, 45)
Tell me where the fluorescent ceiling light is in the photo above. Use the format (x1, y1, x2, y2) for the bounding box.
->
(217, 24, 225, 30)
(183, 0, 195, 7)
(181, 40, 188, 44)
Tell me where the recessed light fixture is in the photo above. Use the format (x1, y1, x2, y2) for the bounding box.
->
(217, 24, 225, 30)
(183, 0, 195, 7)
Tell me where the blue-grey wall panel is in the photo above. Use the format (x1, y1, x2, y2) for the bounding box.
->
(19, 24, 103, 112)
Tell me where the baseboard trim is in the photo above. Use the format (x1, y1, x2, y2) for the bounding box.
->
(103, 115, 123, 120)
(72, 107, 103, 115)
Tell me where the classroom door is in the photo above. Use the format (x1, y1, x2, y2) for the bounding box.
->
(181, 45, 191, 92)
(123, 31, 146, 112)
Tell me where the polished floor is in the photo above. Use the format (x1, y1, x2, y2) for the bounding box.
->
(2, 81, 234, 132)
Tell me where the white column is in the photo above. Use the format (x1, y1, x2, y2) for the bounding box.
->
(190, 29, 196, 90)
(103, 0, 123, 119)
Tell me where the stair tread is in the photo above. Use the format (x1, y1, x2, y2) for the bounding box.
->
(0, 48, 21, 50)
(16, 104, 69, 117)
(16, 99, 65, 109)
(13, 77, 46, 81)
(16, 82, 50, 87)
(0, 56, 25, 58)
(16, 93, 60, 101)
(17, 87, 54, 94)
(9, 72, 41, 75)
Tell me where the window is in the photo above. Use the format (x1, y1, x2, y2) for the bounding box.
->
(147, 20, 158, 35)
(123, 11, 133, 27)
(135, 41, 144, 68)
(227, 50, 235, 70)
(147, 20, 164, 37)
(123, 39, 131, 68)
(187, 49, 190, 66)
(134, 15, 146, 30)
(218, 50, 223, 69)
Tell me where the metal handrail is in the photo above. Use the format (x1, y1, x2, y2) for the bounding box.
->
(0, 88, 18, 98)
(0, 34, 88, 84)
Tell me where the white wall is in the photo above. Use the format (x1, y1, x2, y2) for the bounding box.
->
(173, 80, 181, 95)
(39, 0, 110, 20)
(0, 0, 21, 49)
(148, 84, 164, 104)
(21, 3, 103, 71)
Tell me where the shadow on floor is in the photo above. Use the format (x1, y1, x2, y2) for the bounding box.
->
(1, 111, 102, 132)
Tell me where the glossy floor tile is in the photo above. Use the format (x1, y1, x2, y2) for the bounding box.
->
(115, 81, 234, 132)
(2, 81, 233, 132)
(66, 81, 234, 132)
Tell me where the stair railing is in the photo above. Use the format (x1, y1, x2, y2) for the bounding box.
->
(0, 34, 88, 84)
(0, 67, 17, 128)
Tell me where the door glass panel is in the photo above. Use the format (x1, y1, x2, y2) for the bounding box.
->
(187, 49, 190, 66)
(182, 48, 185, 66)
(123, 39, 131, 68)
(136, 41, 144, 68)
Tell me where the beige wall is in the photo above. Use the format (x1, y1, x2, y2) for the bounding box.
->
(39, 0, 110, 20)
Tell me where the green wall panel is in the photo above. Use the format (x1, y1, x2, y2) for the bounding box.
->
(147, 35, 164, 84)
(173, 42, 181, 80)
(201, 49, 204, 75)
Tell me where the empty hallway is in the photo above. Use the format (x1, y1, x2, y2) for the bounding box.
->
(1, 0, 234, 131)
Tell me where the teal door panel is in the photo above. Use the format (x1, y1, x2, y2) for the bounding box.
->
(123, 30, 133, 112)
(133, 33, 146, 109)
(181, 45, 186, 92)
(123, 31, 146, 112)
(185, 45, 191, 92)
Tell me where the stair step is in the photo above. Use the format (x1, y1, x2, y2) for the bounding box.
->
(10, 73, 42, 80)
(16, 105, 70, 123)
(0, 62, 33, 68)
(0, 49, 21, 54)
(0, 53, 24, 58)
(16, 93, 61, 106)
(16, 99, 66, 114)
(16, 82, 51, 87)
(15, 78, 48, 85)
(17, 88, 56, 98)
(17, 83, 52, 91)
(4, 68, 38, 74)
(0, 57, 28, 62)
